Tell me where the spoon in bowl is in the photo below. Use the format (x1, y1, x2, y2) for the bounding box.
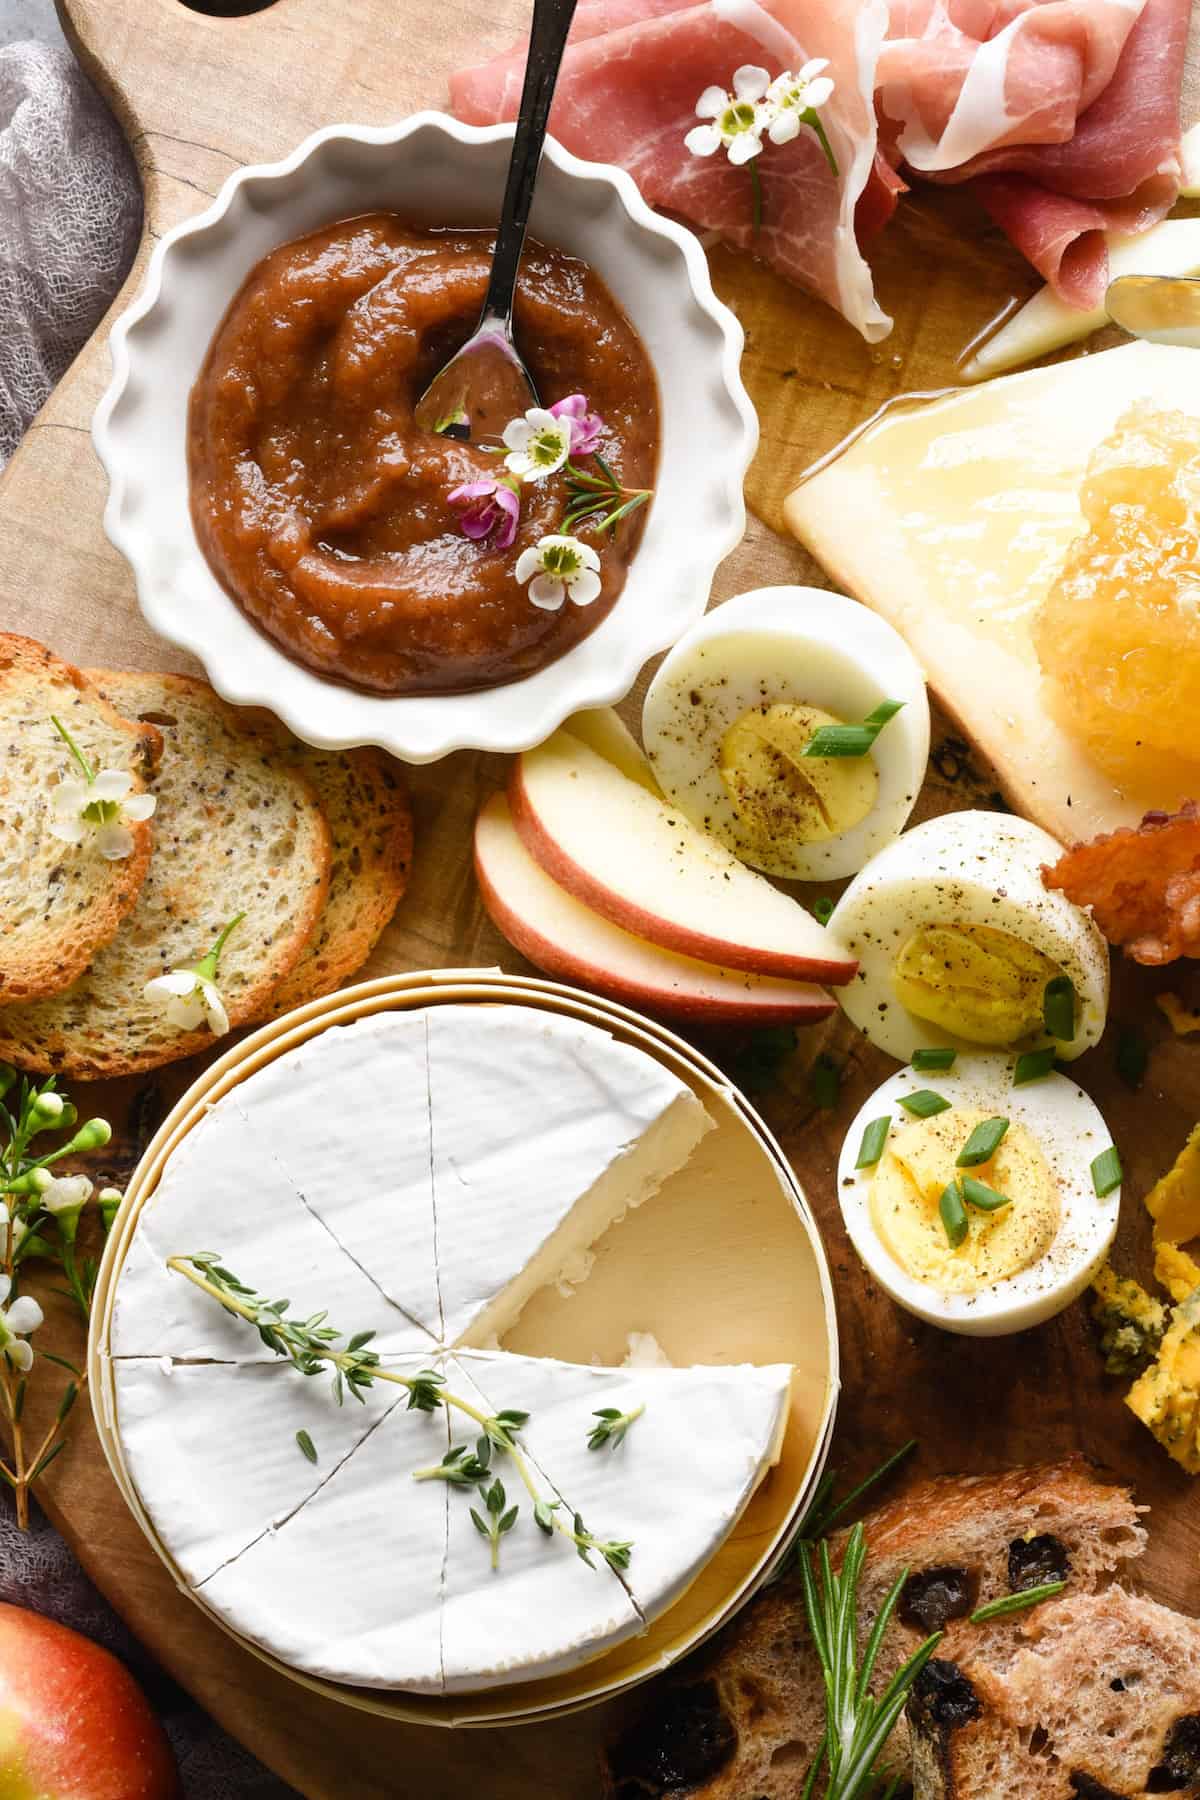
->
(414, 0, 579, 439)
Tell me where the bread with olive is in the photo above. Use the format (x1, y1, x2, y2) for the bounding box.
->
(910, 1586, 1200, 1800)
(602, 1460, 1145, 1800)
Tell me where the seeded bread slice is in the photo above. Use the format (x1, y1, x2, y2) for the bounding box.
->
(603, 1460, 1146, 1800)
(910, 1587, 1200, 1800)
(258, 739, 412, 1019)
(0, 635, 161, 1003)
(0, 674, 330, 1077)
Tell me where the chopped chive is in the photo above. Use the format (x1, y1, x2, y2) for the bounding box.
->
(1115, 1026, 1148, 1091)
(811, 896, 835, 926)
(911, 1047, 957, 1072)
(855, 1115, 891, 1169)
(809, 1054, 841, 1110)
(296, 1430, 318, 1465)
(969, 1580, 1066, 1624)
(1091, 1145, 1122, 1198)
(1042, 974, 1077, 1042)
(897, 1089, 951, 1119)
(940, 1181, 968, 1248)
(956, 1116, 1009, 1167)
(960, 1175, 1012, 1212)
(1013, 1047, 1057, 1086)
(800, 700, 904, 759)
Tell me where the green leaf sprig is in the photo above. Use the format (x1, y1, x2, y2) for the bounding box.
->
(0, 1068, 120, 1530)
(801, 702, 904, 761)
(561, 455, 652, 536)
(168, 1254, 631, 1572)
(471, 1478, 520, 1570)
(588, 1402, 644, 1451)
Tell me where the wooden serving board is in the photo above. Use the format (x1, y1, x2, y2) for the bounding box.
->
(0, 2, 1197, 1794)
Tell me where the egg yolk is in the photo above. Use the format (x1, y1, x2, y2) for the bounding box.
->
(870, 1107, 1060, 1294)
(718, 704, 877, 849)
(893, 923, 1066, 1047)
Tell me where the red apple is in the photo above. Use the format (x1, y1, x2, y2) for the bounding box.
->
(0, 1603, 180, 1800)
(509, 731, 858, 986)
(476, 793, 836, 1026)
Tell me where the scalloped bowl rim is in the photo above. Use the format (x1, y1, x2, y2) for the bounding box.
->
(93, 113, 758, 762)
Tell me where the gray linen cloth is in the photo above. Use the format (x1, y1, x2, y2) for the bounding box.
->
(0, 38, 300, 1799)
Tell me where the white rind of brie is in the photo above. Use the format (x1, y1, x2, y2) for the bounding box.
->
(109, 1006, 795, 1694)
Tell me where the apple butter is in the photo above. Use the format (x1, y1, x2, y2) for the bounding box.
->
(187, 215, 659, 696)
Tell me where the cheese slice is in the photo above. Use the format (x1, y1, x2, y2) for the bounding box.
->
(438, 1355, 641, 1692)
(230, 1011, 441, 1338)
(458, 1351, 793, 1629)
(785, 343, 1200, 842)
(427, 1006, 712, 1348)
(113, 1358, 399, 1583)
(108, 1099, 428, 1360)
(197, 1354, 449, 1691)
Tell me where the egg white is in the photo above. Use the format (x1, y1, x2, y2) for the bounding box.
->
(641, 586, 930, 880)
(827, 810, 1109, 1062)
(837, 1057, 1119, 1337)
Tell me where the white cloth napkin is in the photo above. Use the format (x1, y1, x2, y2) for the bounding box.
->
(0, 39, 298, 1799)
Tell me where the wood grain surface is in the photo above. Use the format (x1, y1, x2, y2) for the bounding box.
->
(0, 2, 1197, 1794)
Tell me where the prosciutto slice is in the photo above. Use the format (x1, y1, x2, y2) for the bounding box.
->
(450, 0, 1187, 335)
(452, 0, 895, 342)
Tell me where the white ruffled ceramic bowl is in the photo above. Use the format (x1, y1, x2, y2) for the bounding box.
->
(93, 113, 757, 763)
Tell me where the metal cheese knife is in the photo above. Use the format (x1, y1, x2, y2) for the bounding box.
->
(1106, 274, 1200, 349)
(414, 0, 579, 439)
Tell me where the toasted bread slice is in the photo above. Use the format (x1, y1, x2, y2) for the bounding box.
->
(910, 1587, 1200, 1799)
(0, 635, 160, 1003)
(0, 674, 330, 1077)
(603, 1460, 1145, 1800)
(259, 739, 412, 1019)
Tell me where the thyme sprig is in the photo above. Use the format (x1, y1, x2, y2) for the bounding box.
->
(471, 1478, 520, 1570)
(0, 1068, 119, 1529)
(588, 1402, 644, 1451)
(168, 1254, 633, 1572)
(561, 455, 652, 535)
(414, 1438, 493, 1486)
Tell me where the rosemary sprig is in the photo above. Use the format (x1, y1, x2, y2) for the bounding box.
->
(561, 455, 652, 535)
(799, 1525, 942, 1800)
(169, 1254, 632, 1572)
(588, 1402, 644, 1451)
(969, 1580, 1065, 1624)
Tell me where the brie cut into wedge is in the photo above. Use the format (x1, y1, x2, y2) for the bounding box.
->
(105, 1004, 796, 1694)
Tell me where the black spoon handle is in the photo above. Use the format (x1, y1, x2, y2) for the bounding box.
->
(480, 0, 579, 329)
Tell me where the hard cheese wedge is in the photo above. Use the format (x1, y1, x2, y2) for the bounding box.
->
(197, 1355, 449, 1691)
(230, 1011, 441, 1338)
(112, 1359, 400, 1584)
(108, 1098, 429, 1360)
(459, 1351, 793, 1627)
(785, 342, 1200, 842)
(439, 1355, 640, 1692)
(428, 1005, 712, 1348)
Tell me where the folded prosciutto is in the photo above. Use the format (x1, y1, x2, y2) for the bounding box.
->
(450, 0, 1188, 340)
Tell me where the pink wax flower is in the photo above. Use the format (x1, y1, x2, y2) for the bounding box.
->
(549, 393, 605, 457)
(448, 476, 521, 550)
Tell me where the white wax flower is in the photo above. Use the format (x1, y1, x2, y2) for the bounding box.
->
(502, 407, 574, 482)
(514, 535, 603, 611)
(0, 1273, 43, 1373)
(684, 66, 771, 166)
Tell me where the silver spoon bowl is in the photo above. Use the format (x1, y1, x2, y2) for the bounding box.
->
(414, 0, 578, 438)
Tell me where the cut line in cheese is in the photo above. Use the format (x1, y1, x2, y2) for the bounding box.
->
(784, 343, 1200, 843)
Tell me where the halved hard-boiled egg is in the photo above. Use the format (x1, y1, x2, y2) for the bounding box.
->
(837, 1057, 1120, 1335)
(641, 587, 930, 880)
(827, 811, 1109, 1062)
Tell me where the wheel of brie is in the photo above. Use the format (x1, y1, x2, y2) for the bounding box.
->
(106, 1005, 795, 1694)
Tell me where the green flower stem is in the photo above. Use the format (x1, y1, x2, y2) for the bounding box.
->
(192, 912, 245, 983)
(49, 715, 95, 785)
(166, 1255, 606, 1561)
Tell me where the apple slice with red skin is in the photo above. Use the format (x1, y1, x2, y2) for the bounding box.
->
(509, 731, 858, 986)
(476, 794, 836, 1026)
(0, 1602, 180, 1800)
